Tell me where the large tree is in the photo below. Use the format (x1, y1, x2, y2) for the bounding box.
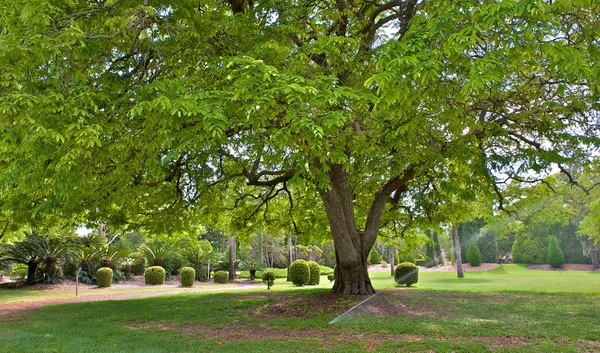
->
(0, 0, 599, 294)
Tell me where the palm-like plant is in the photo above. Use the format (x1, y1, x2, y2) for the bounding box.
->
(121, 257, 140, 280)
(183, 247, 211, 267)
(100, 247, 130, 268)
(139, 241, 175, 267)
(0, 232, 45, 284)
(38, 237, 69, 283)
(239, 259, 264, 280)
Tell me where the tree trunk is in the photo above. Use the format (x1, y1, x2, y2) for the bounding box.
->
(389, 246, 395, 276)
(453, 225, 464, 278)
(228, 236, 236, 281)
(27, 261, 39, 284)
(258, 229, 264, 266)
(287, 236, 293, 281)
(589, 241, 599, 270)
(318, 163, 414, 295)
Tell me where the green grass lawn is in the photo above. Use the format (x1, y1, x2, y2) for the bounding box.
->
(1, 265, 598, 352)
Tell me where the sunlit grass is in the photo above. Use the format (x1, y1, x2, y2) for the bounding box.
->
(2, 265, 598, 305)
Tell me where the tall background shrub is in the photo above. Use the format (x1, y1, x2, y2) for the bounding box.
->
(466, 242, 482, 266)
(547, 236, 565, 268)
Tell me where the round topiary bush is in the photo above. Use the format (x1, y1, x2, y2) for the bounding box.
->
(213, 270, 229, 284)
(394, 262, 419, 287)
(466, 241, 482, 266)
(262, 271, 275, 289)
(180, 267, 195, 287)
(547, 236, 565, 268)
(96, 267, 113, 288)
(145, 266, 166, 285)
(307, 261, 320, 285)
(289, 259, 310, 286)
(327, 273, 335, 282)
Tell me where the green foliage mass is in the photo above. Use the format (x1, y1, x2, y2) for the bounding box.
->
(289, 260, 310, 286)
(96, 267, 113, 288)
(144, 266, 166, 285)
(327, 273, 335, 282)
(306, 261, 320, 285)
(368, 248, 380, 265)
(1, 0, 599, 295)
(547, 237, 565, 268)
(213, 271, 229, 284)
(180, 267, 195, 287)
(261, 271, 275, 289)
(394, 262, 419, 287)
(458, 219, 498, 264)
(129, 252, 146, 275)
(466, 242, 482, 267)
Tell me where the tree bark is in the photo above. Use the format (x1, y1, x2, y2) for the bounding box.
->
(389, 246, 395, 276)
(27, 261, 39, 284)
(228, 236, 236, 281)
(589, 241, 599, 270)
(453, 225, 464, 278)
(318, 164, 414, 295)
(287, 236, 292, 281)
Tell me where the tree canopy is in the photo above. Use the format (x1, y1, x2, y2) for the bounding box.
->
(1, 0, 599, 294)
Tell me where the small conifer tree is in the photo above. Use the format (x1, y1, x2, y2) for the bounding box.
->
(547, 236, 565, 268)
(466, 241, 482, 266)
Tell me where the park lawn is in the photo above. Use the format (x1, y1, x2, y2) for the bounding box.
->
(0, 283, 248, 305)
(1, 265, 599, 353)
(370, 264, 600, 295)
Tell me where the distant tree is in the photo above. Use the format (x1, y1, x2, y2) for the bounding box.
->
(547, 236, 565, 268)
(466, 242, 482, 267)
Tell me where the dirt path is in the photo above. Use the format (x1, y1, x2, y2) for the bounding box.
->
(0, 285, 262, 317)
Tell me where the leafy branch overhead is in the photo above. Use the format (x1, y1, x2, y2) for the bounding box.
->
(0, 0, 598, 294)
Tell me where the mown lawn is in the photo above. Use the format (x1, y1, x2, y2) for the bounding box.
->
(1, 265, 599, 352)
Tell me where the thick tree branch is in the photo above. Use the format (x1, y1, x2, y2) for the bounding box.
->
(363, 167, 415, 243)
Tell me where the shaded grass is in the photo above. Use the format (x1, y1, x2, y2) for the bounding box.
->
(1, 265, 599, 352)
(1, 288, 599, 353)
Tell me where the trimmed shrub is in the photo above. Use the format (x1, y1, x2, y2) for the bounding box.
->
(307, 261, 320, 285)
(289, 259, 310, 286)
(262, 271, 275, 289)
(213, 270, 229, 283)
(547, 236, 565, 268)
(466, 242, 482, 266)
(394, 262, 419, 287)
(368, 248, 380, 264)
(318, 265, 334, 275)
(145, 266, 166, 285)
(327, 273, 335, 282)
(96, 267, 113, 288)
(180, 267, 195, 287)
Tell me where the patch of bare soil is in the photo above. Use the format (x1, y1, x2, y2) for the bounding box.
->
(419, 263, 500, 272)
(251, 292, 367, 319)
(124, 320, 532, 351)
(527, 264, 595, 271)
(368, 264, 393, 273)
